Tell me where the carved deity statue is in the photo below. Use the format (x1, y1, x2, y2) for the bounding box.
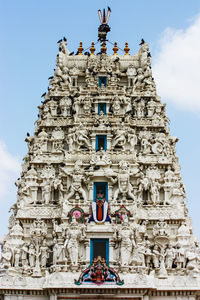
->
(108, 161, 136, 202)
(117, 222, 135, 267)
(64, 217, 85, 267)
(62, 162, 88, 204)
(112, 128, 126, 151)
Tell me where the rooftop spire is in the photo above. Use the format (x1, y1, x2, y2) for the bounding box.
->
(98, 7, 111, 42)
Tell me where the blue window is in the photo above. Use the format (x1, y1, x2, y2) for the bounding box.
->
(96, 135, 107, 151)
(90, 238, 109, 265)
(93, 182, 108, 202)
(98, 103, 106, 114)
(98, 76, 107, 87)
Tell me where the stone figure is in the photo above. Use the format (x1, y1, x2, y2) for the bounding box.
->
(127, 64, 137, 87)
(112, 96, 121, 115)
(28, 244, 36, 268)
(144, 240, 152, 268)
(40, 239, 49, 268)
(175, 244, 185, 269)
(64, 217, 85, 267)
(152, 244, 161, 268)
(25, 135, 35, 153)
(164, 166, 176, 183)
(53, 240, 66, 265)
(147, 98, 156, 117)
(75, 125, 92, 150)
(60, 96, 72, 117)
(10, 220, 23, 238)
(37, 129, 48, 152)
(127, 128, 137, 154)
(81, 95, 91, 115)
(185, 246, 199, 273)
(14, 248, 21, 267)
(52, 178, 65, 203)
(1, 245, 12, 267)
(17, 180, 34, 207)
(138, 41, 149, 68)
(150, 181, 160, 205)
(66, 128, 76, 152)
(62, 162, 87, 202)
(165, 244, 175, 269)
(42, 179, 52, 204)
(112, 128, 127, 151)
(94, 110, 110, 128)
(108, 161, 136, 202)
(21, 245, 29, 266)
(135, 99, 145, 118)
(137, 175, 150, 202)
(60, 67, 72, 90)
(140, 131, 151, 155)
(117, 222, 135, 267)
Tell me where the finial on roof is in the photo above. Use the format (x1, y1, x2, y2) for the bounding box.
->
(113, 42, 118, 55)
(101, 41, 107, 55)
(90, 42, 96, 55)
(98, 7, 111, 42)
(78, 42, 83, 55)
(124, 42, 130, 55)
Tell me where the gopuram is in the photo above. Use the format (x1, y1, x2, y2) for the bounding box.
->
(1, 8, 200, 300)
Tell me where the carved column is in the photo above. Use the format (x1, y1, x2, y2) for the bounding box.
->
(109, 240, 115, 264)
(84, 239, 90, 264)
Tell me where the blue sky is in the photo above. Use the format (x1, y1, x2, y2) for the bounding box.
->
(0, 0, 200, 239)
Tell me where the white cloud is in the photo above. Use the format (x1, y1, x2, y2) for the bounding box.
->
(152, 15, 200, 114)
(0, 141, 20, 200)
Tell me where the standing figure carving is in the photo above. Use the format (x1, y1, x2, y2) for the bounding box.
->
(64, 217, 85, 268)
(117, 222, 135, 267)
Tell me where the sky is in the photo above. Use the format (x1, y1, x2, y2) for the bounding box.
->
(0, 0, 200, 240)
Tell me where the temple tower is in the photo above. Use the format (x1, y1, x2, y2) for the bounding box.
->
(0, 8, 200, 300)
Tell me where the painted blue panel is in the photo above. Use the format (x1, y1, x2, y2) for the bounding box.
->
(98, 103, 106, 114)
(98, 76, 107, 87)
(93, 182, 108, 202)
(90, 238, 109, 265)
(96, 135, 107, 151)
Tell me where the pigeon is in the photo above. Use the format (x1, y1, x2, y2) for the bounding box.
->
(108, 6, 111, 12)
(139, 38, 145, 45)
(41, 92, 46, 98)
(84, 51, 90, 56)
(75, 51, 79, 55)
(114, 57, 119, 62)
(57, 39, 62, 44)
(48, 76, 53, 80)
(69, 51, 74, 56)
(84, 165, 91, 170)
(125, 110, 132, 115)
(94, 165, 100, 170)
(63, 37, 67, 42)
